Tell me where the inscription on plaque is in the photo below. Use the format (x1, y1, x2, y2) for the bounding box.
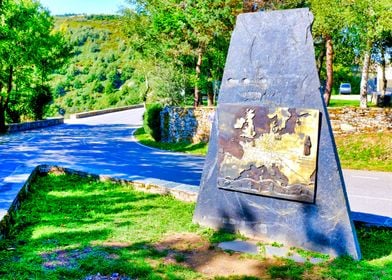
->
(217, 104, 320, 203)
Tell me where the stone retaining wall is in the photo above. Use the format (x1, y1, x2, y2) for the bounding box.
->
(329, 107, 392, 134)
(161, 106, 215, 143)
(161, 106, 392, 143)
(7, 117, 64, 133)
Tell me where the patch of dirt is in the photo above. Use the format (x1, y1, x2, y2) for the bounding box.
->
(100, 241, 132, 248)
(40, 234, 321, 279)
(154, 233, 277, 279)
(42, 247, 131, 280)
(41, 247, 94, 270)
(84, 273, 131, 280)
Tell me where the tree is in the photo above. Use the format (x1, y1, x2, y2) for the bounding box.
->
(373, 32, 392, 102)
(308, 0, 346, 106)
(0, 0, 69, 132)
(125, 0, 243, 107)
(346, 0, 392, 108)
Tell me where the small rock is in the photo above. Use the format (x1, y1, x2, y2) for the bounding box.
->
(340, 123, 356, 133)
(218, 240, 259, 254)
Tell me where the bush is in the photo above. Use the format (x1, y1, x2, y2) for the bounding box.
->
(143, 103, 163, 141)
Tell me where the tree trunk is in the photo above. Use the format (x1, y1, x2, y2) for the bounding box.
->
(194, 49, 203, 107)
(323, 35, 333, 106)
(380, 46, 387, 97)
(142, 75, 150, 105)
(4, 66, 13, 108)
(0, 67, 13, 133)
(207, 92, 214, 106)
(316, 39, 326, 79)
(0, 105, 6, 134)
(360, 44, 372, 108)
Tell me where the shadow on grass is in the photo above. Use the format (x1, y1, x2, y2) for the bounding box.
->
(0, 173, 202, 279)
(355, 222, 392, 261)
(1, 173, 392, 280)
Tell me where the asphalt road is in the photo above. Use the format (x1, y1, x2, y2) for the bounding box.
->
(0, 108, 391, 226)
(343, 169, 392, 226)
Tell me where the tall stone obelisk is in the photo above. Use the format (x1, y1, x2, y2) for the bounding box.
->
(193, 8, 361, 259)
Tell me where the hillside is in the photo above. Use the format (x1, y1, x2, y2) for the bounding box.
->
(48, 15, 141, 116)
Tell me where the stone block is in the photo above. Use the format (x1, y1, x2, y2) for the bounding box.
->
(193, 9, 361, 259)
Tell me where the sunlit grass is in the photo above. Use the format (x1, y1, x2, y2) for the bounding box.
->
(335, 132, 392, 172)
(1, 174, 391, 279)
(328, 98, 360, 107)
(134, 127, 208, 156)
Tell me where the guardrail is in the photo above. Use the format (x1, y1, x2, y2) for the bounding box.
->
(69, 104, 144, 119)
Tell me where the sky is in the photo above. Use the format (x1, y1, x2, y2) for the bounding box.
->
(39, 0, 129, 15)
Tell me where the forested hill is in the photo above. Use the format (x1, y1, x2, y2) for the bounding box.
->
(48, 15, 141, 115)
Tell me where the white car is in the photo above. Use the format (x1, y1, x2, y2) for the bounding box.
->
(339, 83, 351, 94)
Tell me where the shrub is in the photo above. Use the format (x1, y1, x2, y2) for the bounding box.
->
(143, 103, 163, 141)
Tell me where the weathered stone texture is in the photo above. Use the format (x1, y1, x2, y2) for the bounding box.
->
(160, 106, 215, 143)
(193, 9, 361, 259)
(329, 107, 392, 134)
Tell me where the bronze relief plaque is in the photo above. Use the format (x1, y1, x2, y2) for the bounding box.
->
(217, 104, 320, 203)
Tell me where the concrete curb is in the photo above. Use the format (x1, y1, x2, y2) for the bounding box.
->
(70, 104, 144, 119)
(0, 164, 197, 240)
(0, 166, 39, 239)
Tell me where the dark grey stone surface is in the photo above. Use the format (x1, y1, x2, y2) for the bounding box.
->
(193, 8, 361, 259)
(218, 240, 259, 254)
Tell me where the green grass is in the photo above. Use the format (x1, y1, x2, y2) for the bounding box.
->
(0, 174, 392, 279)
(335, 132, 392, 172)
(328, 98, 360, 107)
(0, 174, 202, 279)
(134, 127, 208, 156)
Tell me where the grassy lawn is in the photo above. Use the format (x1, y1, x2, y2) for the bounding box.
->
(0, 174, 204, 279)
(328, 99, 360, 107)
(135, 128, 392, 172)
(134, 127, 208, 156)
(335, 132, 392, 172)
(0, 174, 392, 279)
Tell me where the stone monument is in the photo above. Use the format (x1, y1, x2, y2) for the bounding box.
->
(193, 8, 361, 259)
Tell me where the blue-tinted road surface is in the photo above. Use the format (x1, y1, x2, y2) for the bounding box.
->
(0, 108, 391, 227)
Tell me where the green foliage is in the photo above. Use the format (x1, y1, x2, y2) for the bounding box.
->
(49, 15, 142, 114)
(205, 229, 239, 244)
(143, 103, 163, 141)
(122, 1, 243, 106)
(27, 85, 53, 120)
(333, 65, 361, 95)
(0, 0, 70, 130)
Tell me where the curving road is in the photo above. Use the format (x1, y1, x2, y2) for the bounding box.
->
(0, 108, 391, 226)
